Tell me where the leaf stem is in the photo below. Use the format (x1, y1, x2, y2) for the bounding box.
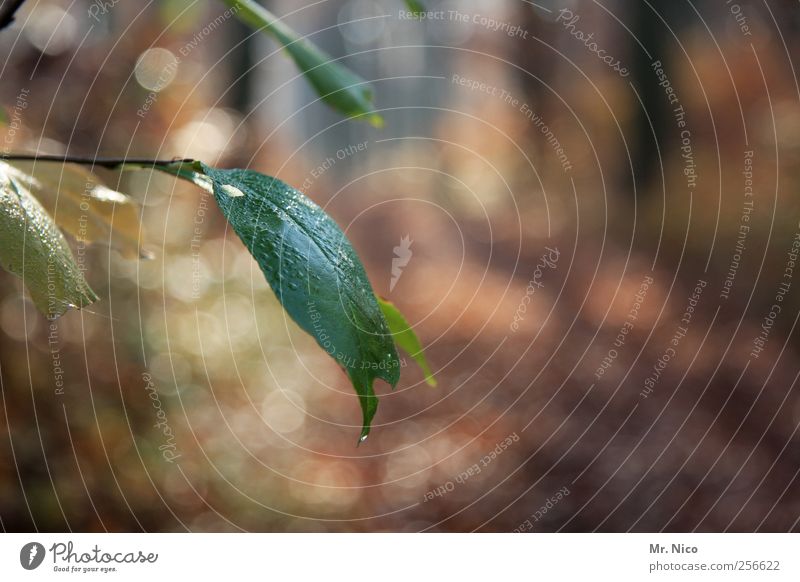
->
(0, 153, 195, 169)
(0, 0, 27, 33)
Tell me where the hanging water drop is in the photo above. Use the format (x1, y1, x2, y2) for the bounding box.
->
(220, 184, 244, 197)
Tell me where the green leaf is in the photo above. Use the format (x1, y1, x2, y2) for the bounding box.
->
(0, 164, 98, 318)
(156, 161, 399, 440)
(6, 161, 149, 259)
(223, 0, 383, 127)
(378, 297, 436, 387)
(403, 0, 426, 16)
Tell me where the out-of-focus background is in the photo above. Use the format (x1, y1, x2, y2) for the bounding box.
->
(1, 0, 800, 532)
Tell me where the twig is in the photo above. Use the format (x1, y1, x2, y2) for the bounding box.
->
(0, 0, 27, 32)
(0, 153, 196, 169)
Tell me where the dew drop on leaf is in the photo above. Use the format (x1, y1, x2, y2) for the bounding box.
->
(221, 184, 244, 197)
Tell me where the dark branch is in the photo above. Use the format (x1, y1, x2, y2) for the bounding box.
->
(1, 153, 196, 169)
(0, 0, 27, 32)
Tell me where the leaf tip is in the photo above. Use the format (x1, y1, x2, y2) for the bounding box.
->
(367, 113, 384, 128)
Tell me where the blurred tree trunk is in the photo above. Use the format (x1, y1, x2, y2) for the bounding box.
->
(630, 0, 670, 198)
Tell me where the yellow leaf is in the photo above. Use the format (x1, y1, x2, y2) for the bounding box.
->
(4, 161, 149, 259)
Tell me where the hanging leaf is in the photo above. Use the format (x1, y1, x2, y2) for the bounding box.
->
(223, 0, 383, 127)
(403, 0, 426, 16)
(378, 297, 436, 386)
(4, 161, 148, 259)
(0, 164, 98, 318)
(155, 160, 399, 440)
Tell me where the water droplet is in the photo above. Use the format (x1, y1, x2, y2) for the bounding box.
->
(221, 184, 244, 197)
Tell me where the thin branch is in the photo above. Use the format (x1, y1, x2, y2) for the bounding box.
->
(0, 153, 195, 169)
(0, 0, 27, 32)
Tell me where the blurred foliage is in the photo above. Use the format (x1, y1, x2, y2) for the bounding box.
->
(223, 0, 383, 126)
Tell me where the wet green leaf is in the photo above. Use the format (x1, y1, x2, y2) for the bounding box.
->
(0, 164, 98, 318)
(378, 297, 436, 387)
(156, 160, 399, 440)
(224, 0, 382, 126)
